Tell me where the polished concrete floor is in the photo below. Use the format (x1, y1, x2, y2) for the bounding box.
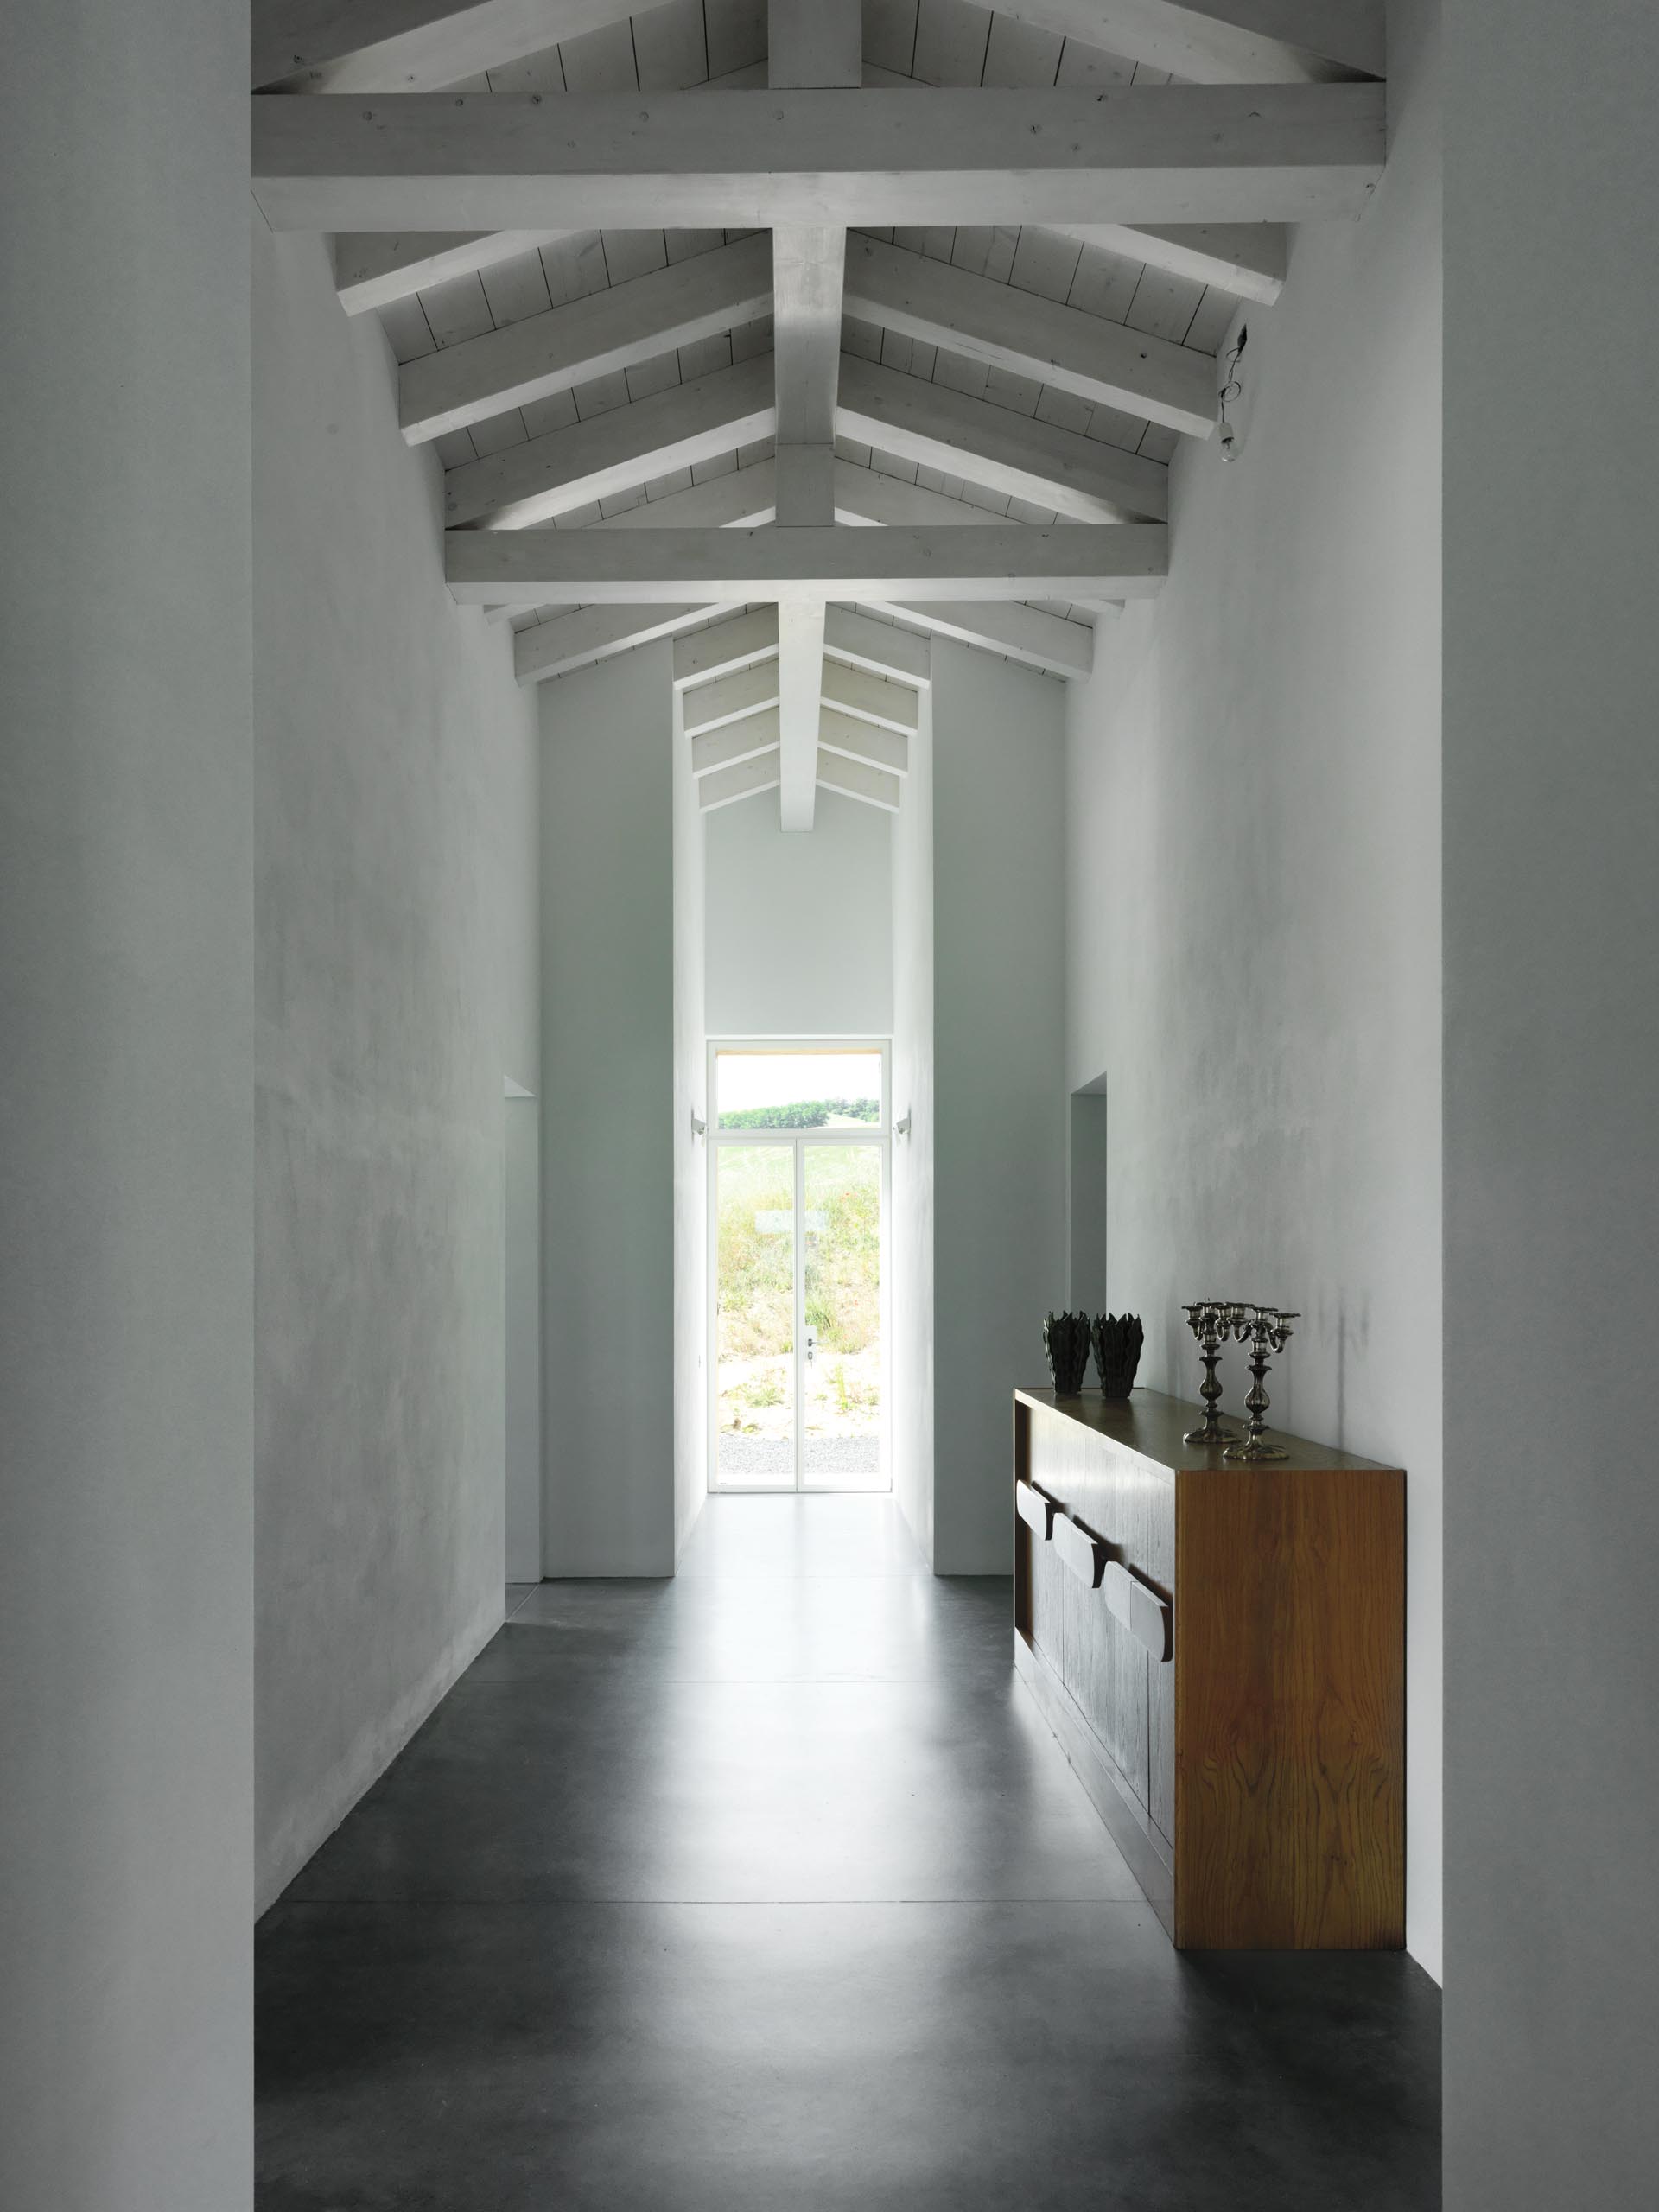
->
(257, 1494, 1440, 2209)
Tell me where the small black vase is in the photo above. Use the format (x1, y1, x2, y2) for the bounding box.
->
(1043, 1311, 1093, 1396)
(1091, 1313, 1144, 1399)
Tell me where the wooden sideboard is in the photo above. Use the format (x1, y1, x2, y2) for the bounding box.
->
(1013, 1387, 1405, 1950)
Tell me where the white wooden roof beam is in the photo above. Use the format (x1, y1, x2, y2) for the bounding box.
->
(331, 65, 775, 309)
(255, 0, 640, 92)
(339, 213, 1287, 320)
(831, 461, 1064, 534)
(483, 461, 779, 617)
(1044, 222, 1286, 305)
(823, 607, 931, 686)
(844, 234, 1216, 441)
(820, 659, 919, 734)
(251, 85, 1387, 232)
(336, 226, 568, 315)
(514, 601, 740, 686)
(836, 354, 1167, 523)
(817, 752, 902, 812)
(592, 464, 775, 533)
(443, 352, 775, 528)
(769, 2, 861, 833)
(776, 601, 826, 831)
(817, 709, 908, 776)
(700, 751, 782, 811)
(861, 600, 1094, 679)
(445, 523, 1168, 604)
(400, 234, 772, 444)
(990, 1, 1383, 82)
(691, 709, 783, 777)
(522, 598, 1050, 690)
(673, 607, 781, 688)
(682, 661, 782, 737)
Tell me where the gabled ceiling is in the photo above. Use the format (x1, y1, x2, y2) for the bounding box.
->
(251, 0, 1385, 824)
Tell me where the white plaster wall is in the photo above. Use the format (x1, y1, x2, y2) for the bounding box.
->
(504, 1093, 543, 1583)
(253, 230, 540, 1911)
(1064, 0, 1442, 1974)
(705, 788, 894, 1037)
(933, 646, 1070, 1573)
(1443, 2, 1659, 2199)
(673, 685, 709, 1559)
(0, 6, 252, 2203)
(891, 687, 938, 1565)
(541, 645, 677, 1575)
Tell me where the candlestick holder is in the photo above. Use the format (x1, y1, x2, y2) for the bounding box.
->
(1222, 1306, 1300, 1462)
(1181, 1301, 1238, 1446)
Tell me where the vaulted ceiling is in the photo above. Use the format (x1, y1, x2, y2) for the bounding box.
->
(251, 0, 1385, 824)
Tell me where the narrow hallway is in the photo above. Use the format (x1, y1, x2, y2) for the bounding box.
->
(257, 1497, 1439, 2209)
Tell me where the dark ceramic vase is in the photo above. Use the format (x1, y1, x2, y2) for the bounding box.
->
(1091, 1313, 1144, 1399)
(1043, 1311, 1093, 1396)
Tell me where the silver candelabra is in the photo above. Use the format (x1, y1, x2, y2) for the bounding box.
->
(1181, 1301, 1239, 1447)
(1221, 1306, 1300, 1463)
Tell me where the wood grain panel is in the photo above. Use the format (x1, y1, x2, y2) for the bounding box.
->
(1053, 1512, 1107, 1586)
(1013, 1398, 1033, 1641)
(1029, 1514, 1066, 1667)
(1104, 1560, 1172, 1660)
(1027, 1402, 1157, 1817)
(1014, 1387, 1402, 1949)
(1174, 1465, 1405, 1950)
(1067, 1567, 1149, 1811)
(1142, 1469, 1177, 1847)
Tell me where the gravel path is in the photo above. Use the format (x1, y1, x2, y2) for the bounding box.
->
(716, 1433, 881, 1482)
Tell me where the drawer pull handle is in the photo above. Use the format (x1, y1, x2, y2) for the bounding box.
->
(1103, 1560, 1173, 1662)
(1053, 1513, 1109, 1589)
(1014, 1478, 1059, 1541)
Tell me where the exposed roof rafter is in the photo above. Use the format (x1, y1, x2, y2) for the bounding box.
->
(843, 234, 1216, 442)
(399, 233, 772, 444)
(254, 0, 640, 92)
(444, 353, 776, 529)
(990, 0, 1383, 81)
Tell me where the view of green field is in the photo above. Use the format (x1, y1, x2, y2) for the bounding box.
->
(715, 1136, 882, 1483)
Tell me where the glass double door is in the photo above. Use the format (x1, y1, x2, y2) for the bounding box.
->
(711, 1136, 887, 1493)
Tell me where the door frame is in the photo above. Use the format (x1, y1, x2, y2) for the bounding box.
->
(706, 1038, 892, 1496)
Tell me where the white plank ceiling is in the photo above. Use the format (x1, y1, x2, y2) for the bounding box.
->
(255, 0, 1383, 817)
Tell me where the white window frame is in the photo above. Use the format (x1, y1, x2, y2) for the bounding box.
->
(706, 1038, 893, 1497)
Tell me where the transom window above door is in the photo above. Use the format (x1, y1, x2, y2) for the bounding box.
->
(715, 1046, 884, 1134)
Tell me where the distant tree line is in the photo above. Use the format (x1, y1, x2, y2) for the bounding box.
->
(717, 1097, 880, 1131)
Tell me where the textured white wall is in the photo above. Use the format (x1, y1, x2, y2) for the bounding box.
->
(891, 687, 938, 1564)
(541, 645, 677, 1575)
(0, 5, 253, 2203)
(504, 1093, 543, 1583)
(704, 788, 894, 1038)
(932, 646, 1070, 1574)
(1064, 0, 1442, 1974)
(253, 231, 540, 1911)
(673, 685, 709, 1560)
(1444, 2, 1659, 2200)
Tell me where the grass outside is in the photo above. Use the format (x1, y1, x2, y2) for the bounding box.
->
(715, 1140, 881, 1440)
